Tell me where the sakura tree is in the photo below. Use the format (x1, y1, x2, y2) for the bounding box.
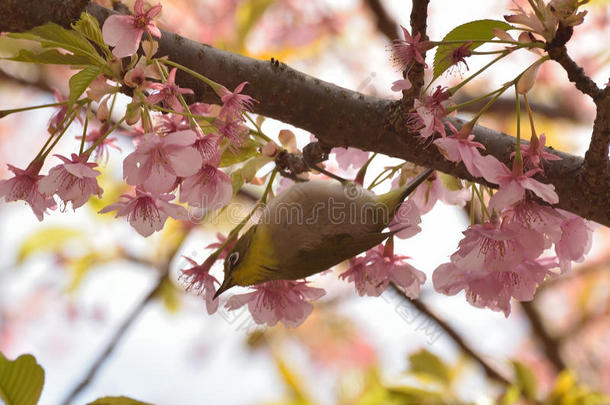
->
(0, 0, 608, 404)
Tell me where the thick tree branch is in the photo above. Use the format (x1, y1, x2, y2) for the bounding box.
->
(391, 284, 511, 386)
(4, 1, 610, 226)
(0, 0, 88, 31)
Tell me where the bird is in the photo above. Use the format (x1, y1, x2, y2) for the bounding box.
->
(213, 168, 433, 298)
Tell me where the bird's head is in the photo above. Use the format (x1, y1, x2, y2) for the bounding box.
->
(213, 226, 258, 299)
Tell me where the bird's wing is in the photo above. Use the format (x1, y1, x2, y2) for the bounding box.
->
(287, 229, 396, 279)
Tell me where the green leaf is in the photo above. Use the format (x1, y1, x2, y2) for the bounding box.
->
(407, 349, 451, 386)
(69, 65, 101, 105)
(512, 361, 537, 401)
(433, 19, 513, 81)
(71, 12, 111, 56)
(17, 227, 84, 264)
(499, 386, 520, 405)
(6, 49, 92, 66)
(157, 279, 181, 313)
(0, 352, 45, 405)
(87, 396, 154, 405)
(65, 252, 106, 293)
(8, 22, 103, 65)
(230, 155, 272, 196)
(231, 170, 245, 196)
(220, 139, 261, 167)
(438, 172, 463, 191)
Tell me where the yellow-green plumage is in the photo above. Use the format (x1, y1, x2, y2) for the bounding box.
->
(215, 168, 433, 297)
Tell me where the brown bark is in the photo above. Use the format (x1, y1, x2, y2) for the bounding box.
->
(3, 1, 610, 226)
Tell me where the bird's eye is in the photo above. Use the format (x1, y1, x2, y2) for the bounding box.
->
(228, 252, 239, 267)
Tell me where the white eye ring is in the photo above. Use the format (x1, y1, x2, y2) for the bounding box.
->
(228, 252, 239, 266)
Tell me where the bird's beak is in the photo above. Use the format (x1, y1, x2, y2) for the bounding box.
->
(213, 277, 234, 299)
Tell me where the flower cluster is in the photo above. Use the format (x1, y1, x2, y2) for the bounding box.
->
(340, 242, 426, 299)
(424, 122, 593, 315)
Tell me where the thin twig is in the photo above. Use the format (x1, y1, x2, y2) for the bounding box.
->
(390, 283, 511, 386)
(61, 225, 192, 404)
(539, 254, 610, 291)
(546, 26, 602, 101)
(60, 275, 166, 405)
(520, 301, 566, 372)
(406, 0, 430, 98)
(364, 0, 398, 41)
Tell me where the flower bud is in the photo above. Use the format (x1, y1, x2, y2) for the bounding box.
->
(125, 101, 142, 125)
(261, 141, 278, 157)
(278, 129, 298, 153)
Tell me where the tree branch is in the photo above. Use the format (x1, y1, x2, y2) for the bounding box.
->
(364, 0, 398, 41)
(60, 225, 192, 404)
(60, 274, 166, 405)
(546, 24, 609, 181)
(520, 301, 566, 372)
(0, 0, 89, 32)
(390, 284, 511, 386)
(4, 1, 609, 226)
(406, 0, 430, 100)
(546, 26, 602, 101)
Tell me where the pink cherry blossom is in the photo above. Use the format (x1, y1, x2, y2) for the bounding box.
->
(406, 172, 470, 215)
(391, 78, 412, 92)
(38, 154, 103, 209)
(217, 119, 249, 149)
(0, 162, 56, 221)
(99, 187, 187, 237)
(502, 200, 564, 248)
(76, 126, 121, 162)
(179, 164, 232, 210)
(86, 76, 117, 102)
(146, 68, 194, 111)
(205, 233, 237, 260)
(189, 102, 217, 116)
(433, 257, 556, 316)
(102, 0, 162, 58)
(392, 25, 428, 70)
(486, 162, 559, 212)
(123, 58, 160, 89)
(193, 134, 222, 164)
(154, 113, 190, 135)
(449, 221, 546, 274)
(554, 209, 595, 273)
(407, 86, 451, 139)
(340, 244, 425, 298)
(433, 124, 492, 178)
(225, 280, 326, 327)
(332, 147, 370, 171)
(446, 41, 473, 71)
(389, 199, 422, 239)
(504, 1, 558, 42)
(123, 130, 203, 194)
(512, 133, 561, 171)
(217, 82, 256, 120)
(180, 256, 219, 314)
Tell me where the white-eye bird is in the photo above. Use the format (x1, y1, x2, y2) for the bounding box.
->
(214, 168, 433, 297)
